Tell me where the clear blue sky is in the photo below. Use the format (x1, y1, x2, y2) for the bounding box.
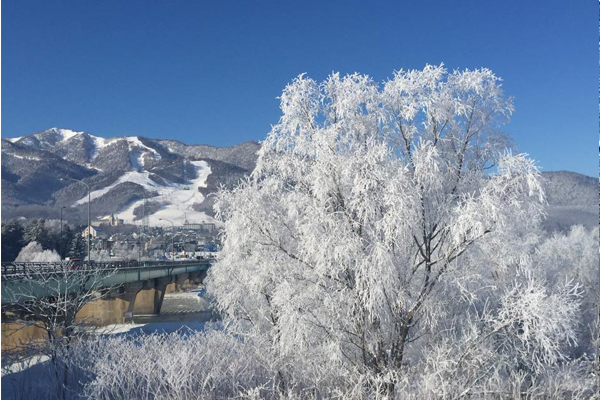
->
(2, 0, 597, 176)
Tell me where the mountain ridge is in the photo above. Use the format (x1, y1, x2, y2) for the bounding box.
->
(1, 128, 597, 232)
(2, 128, 261, 226)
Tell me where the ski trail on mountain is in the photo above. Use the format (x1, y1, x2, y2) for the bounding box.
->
(79, 161, 214, 227)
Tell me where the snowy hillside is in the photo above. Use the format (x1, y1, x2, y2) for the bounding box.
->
(1, 128, 260, 223)
(541, 171, 598, 232)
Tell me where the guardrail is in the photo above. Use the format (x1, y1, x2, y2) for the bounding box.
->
(1, 258, 216, 279)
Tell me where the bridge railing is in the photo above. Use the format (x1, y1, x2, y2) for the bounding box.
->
(1, 258, 215, 279)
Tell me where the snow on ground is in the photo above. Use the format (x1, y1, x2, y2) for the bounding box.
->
(88, 323, 148, 335)
(6, 130, 163, 166)
(87, 135, 162, 163)
(87, 290, 211, 336)
(75, 160, 214, 226)
(130, 149, 145, 169)
(1, 355, 50, 377)
(126, 137, 161, 158)
(92, 320, 208, 336)
(126, 137, 162, 169)
(164, 292, 204, 302)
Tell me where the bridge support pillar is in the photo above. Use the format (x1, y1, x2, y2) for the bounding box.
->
(153, 277, 171, 314)
(133, 277, 172, 315)
(118, 283, 144, 323)
(1, 320, 47, 352)
(76, 282, 143, 325)
(166, 273, 189, 294)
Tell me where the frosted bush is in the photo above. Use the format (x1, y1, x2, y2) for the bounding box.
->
(15, 241, 61, 262)
(90, 249, 112, 261)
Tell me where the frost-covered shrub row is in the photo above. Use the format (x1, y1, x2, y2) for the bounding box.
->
(77, 329, 274, 400)
(14, 284, 596, 400)
(18, 328, 304, 400)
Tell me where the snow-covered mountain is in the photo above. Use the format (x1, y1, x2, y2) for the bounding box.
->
(1, 128, 597, 231)
(540, 171, 598, 232)
(2, 128, 260, 226)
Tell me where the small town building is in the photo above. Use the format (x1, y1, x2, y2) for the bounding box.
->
(91, 213, 124, 227)
(82, 225, 104, 239)
(182, 221, 216, 232)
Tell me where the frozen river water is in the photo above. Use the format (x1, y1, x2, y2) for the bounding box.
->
(108, 287, 218, 335)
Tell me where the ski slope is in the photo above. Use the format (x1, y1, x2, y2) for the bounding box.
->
(76, 160, 215, 227)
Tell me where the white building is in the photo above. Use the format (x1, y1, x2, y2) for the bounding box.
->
(91, 213, 124, 227)
(82, 225, 102, 239)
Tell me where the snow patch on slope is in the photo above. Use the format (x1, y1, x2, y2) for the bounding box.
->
(74, 171, 160, 205)
(50, 128, 82, 142)
(5, 153, 41, 161)
(87, 135, 162, 163)
(126, 137, 162, 169)
(89, 135, 112, 160)
(130, 149, 145, 169)
(126, 137, 161, 158)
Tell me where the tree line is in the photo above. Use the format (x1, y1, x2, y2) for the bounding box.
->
(1, 219, 86, 262)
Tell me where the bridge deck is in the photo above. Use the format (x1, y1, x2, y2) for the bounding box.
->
(1, 260, 214, 304)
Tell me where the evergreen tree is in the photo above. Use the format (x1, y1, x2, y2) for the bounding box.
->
(23, 219, 51, 249)
(68, 233, 86, 259)
(48, 228, 62, 257)
(1, 221, 25, 262)
(60, 225, 75, 259)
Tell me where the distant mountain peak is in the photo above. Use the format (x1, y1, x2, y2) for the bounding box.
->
(2, 127, 261, 224)
(49, 127, 83, 138)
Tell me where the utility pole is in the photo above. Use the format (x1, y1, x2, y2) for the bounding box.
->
(141, 192, 148, 260)
(60, 178, 91, 263)
(159, 218, 175, 264)
(60, 206, 66, 259)
(138, 223, 142, 263)
(142, 192, 149, 232)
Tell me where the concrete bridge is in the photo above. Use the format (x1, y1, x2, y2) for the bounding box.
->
(1, 260, 213, 349)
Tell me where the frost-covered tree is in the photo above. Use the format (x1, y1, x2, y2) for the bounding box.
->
(111, 241, 140, 260)
(91, 249, 112, 261)
(15, 241, 61, 262)
(208, 66, 592, 398)
(535, 225, 599, 359)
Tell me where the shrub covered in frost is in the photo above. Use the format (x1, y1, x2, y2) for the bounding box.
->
(15, 241, 61, 262)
